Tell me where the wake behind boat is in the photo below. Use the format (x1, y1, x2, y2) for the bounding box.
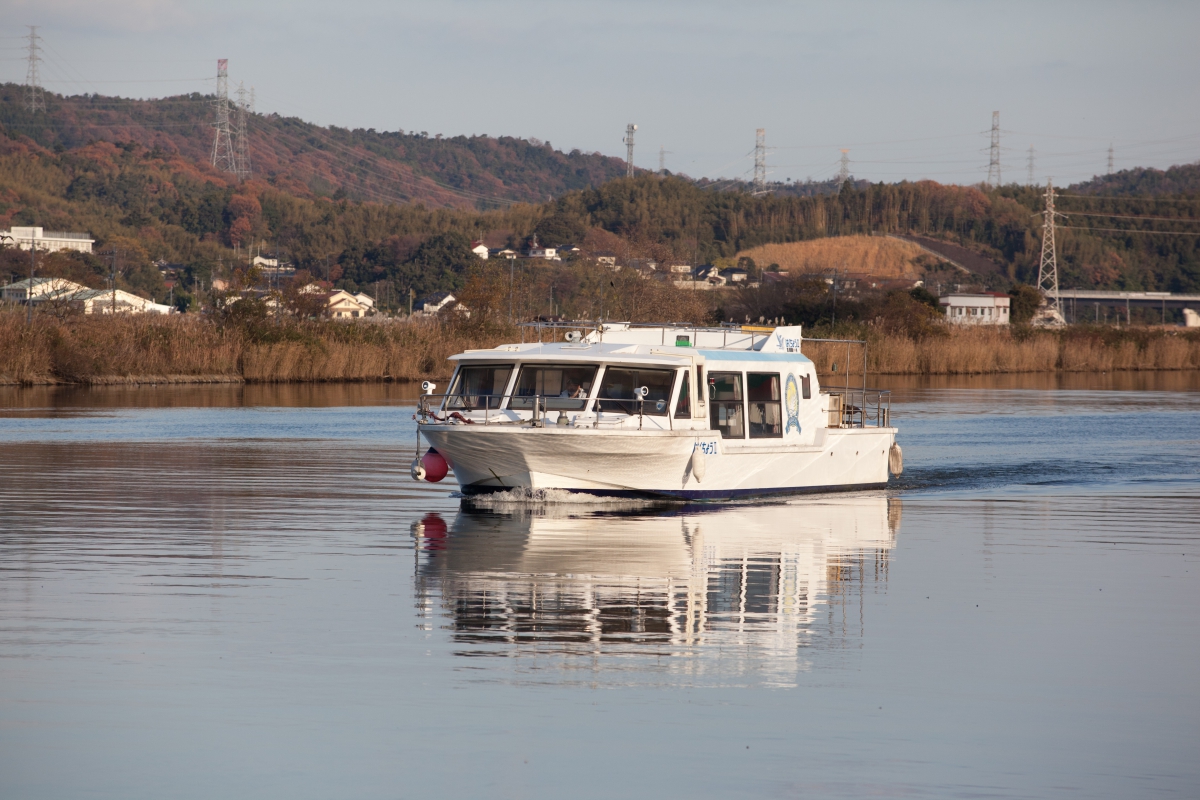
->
(411, 322, 901, 500)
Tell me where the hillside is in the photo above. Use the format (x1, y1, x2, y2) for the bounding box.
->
(735, 237, 932, 279)
(0, 84, 628, 209)
(1069, 163, 1200, 196)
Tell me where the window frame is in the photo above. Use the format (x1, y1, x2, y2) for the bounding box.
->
(746, 372, 783, 439)
(445, 362, 515, 411)
(707, 370, 745, 439)
(595, 365, 677, 417)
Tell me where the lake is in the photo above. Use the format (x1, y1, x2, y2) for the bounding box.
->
(1, 375, 1197, 799)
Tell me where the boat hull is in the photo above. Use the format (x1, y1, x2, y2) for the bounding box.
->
(420, 424, 896, 500)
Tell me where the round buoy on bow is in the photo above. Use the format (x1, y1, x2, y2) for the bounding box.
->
(690, 445, 706, 483)
(421, 448, 449, 482)
(410, 457, 426, 481)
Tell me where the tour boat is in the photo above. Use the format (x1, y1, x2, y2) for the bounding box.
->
(410, 323, 901, 499)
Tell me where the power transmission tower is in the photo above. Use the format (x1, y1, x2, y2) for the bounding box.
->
(234, 81, 252, 180)
(24, 26, 44, 113)
(1033, 178, 1066, 327)
(210, 59, 236, 175)
(987, 110, 1001, 187)
(1107, 144, 1114, 174)
(1026, 145, 1035, 188)
(837, 149, 850, 189)
(623, 124, 637, 178)
(753, 128, 767, 194)
(658, 145, 672, 176)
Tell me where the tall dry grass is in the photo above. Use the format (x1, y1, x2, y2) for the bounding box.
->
(2, 310, 1197, 385)
(736, 236, 927, 278)
(805, 326, 1200, 376)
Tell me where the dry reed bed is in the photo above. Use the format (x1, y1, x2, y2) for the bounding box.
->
(2, 312, 1197, 385)
(804, 327, 1200, 375)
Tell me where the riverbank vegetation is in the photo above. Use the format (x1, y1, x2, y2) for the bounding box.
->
(1, 308, 1196, 386)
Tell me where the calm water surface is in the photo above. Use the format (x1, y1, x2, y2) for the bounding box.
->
(1, 376, 1198, 799)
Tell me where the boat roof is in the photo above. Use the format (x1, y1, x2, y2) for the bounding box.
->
(449, 323, 814, 364)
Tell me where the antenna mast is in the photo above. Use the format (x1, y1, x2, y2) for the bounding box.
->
(1033, 178, 1066, 327)
(623, 124, 637, 178)
(211, 59, 236, 175)
(24, 26, 44, 113)
(987, 111, 1001, 187)
(753, 128, 767, 194)
(658, 145, 672, 176)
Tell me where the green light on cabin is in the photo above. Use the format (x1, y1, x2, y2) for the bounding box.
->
(676, 335, 691, 347)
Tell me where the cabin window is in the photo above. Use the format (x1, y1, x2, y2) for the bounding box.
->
(510, 364, 597, 410)
(696, 365, 706, 407)
(447, 364, 513, 410)
(597, 368, 674, 416)
(674, 370, 691, 418)
(708, 372, 744, 439)
(802, 374, 811, 399)
(747, 373, 782, 438)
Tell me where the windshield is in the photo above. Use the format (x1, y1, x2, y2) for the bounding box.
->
(510, 364, 598, 410)
(447, 364, 513, 410)
(596, 368, 675, 416)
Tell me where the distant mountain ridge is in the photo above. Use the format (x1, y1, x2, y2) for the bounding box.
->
(0, 84, 628, 209)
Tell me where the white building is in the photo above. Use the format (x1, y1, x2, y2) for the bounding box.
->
(525, 236, 559, 261)
(70, 288, 173, 315)
(1, 227, 95, 254)
(470, 241, 489, 260)
(2, 277, 86, 302)
(940, 292, 1010, 325)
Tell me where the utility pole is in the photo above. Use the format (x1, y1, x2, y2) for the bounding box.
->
(837, 150, 850, 190)
(507, 253, 516, 322)
(987, 111, 1001, 187)
(25, 26, 44, 113)
(753, 128, 767, 194)
(211, 59, 236, 174)
(1107, 144, 1114, 175)
(234, 81, 252, 180)
(1027, 145, 1035, 188)
(26, 244, 36, 325)
(624, 124, 637, 179)
(1033, 178, 1065, 327)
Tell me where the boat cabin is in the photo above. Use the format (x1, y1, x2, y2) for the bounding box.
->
(432, 323, 842, 443)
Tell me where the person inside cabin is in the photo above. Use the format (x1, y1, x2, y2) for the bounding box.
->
(560, 379, 587, 399)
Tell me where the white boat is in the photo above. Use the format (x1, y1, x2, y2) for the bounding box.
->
(412, 322, 901, 499)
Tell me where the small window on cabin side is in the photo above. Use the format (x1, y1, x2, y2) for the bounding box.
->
(802, 374, 811, 399)
(674, 370, 691, 418)
(696, 366, 706, 405)
(708, 372, 744, 439)
(747, 373, 782, 438)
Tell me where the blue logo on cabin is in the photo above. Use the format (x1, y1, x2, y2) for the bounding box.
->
(784, 373, 801, 435)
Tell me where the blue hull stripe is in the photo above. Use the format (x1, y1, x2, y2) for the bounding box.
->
(458, 481, 889, 501)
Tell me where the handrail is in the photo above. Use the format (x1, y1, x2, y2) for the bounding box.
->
(417, 392, 670, 428)
(824, 388, 892, 429)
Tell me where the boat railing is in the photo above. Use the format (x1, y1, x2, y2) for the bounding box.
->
(417, 392, 670, 429)
(824, 389, 892, 429)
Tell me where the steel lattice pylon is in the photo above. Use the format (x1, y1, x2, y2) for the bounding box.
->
(25, 26, 44, 113)
(1033, 178, 1066, 327)
(753, 128, 766, 194)
(987, 111, 1001, 187)
(623, 124, 637, 178)
(211, 60, 236, 175)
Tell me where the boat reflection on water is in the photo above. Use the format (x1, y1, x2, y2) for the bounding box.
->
(413, 492, 902, 685)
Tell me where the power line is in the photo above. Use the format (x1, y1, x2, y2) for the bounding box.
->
(1057, 226, 1200, 236)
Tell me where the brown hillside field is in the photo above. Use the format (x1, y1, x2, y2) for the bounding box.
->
(737, 236, 929, 278)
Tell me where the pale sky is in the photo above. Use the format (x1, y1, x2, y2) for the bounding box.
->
(4, 0, 1199, 187)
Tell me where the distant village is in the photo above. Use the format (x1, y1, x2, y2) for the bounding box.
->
(0, 224, 1029, 327)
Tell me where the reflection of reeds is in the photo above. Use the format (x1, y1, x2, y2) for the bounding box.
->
(2, 312, 1197, 385)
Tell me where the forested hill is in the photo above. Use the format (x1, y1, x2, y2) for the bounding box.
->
(1069, 163, 1200, 196)
(0, 84, 628, 209)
